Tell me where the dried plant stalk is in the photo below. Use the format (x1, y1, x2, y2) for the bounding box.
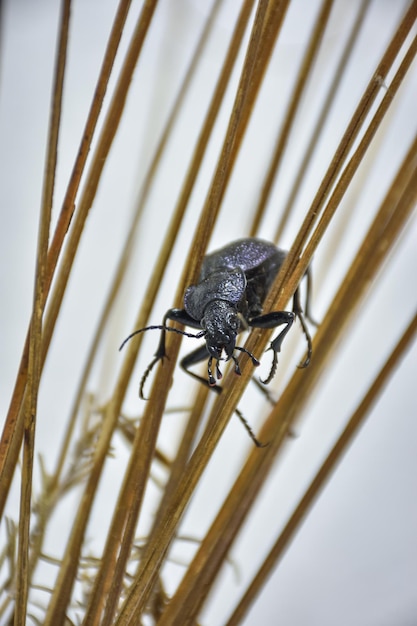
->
(274, 0, 372, 241)
(250, 0, 335, 237)
(14, 3, 70, 623)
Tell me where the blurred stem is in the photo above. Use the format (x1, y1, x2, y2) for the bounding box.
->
(14, 2, 70, 623)
(250, 0, 335, 237)
(273, 0, 372, 242)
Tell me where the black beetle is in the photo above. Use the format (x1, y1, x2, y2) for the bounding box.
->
(120, 238, 315, 445)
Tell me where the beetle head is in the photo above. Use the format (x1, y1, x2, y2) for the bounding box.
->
(201, 300, 241, 361)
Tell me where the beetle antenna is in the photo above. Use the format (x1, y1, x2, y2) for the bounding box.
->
(295, 309, 313, 369)
(119, 326, 205, 351)
(121, 326, 205, 399)
(234, 345, 260, 367)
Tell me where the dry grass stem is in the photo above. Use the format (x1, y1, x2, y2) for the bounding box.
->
(14, 3, 71, 623)
(250, 0, 335, 237)
(274, 0, 372, 241)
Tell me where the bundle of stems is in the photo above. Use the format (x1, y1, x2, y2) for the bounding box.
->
(0, 0, 416, 624)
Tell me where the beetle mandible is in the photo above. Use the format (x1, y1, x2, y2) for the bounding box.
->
(120, 238, 315, 401)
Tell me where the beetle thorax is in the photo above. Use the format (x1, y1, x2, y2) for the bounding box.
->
(201, 300, 242, 360)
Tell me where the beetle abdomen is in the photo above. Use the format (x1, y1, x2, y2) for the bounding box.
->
(199, 238, 282, 279)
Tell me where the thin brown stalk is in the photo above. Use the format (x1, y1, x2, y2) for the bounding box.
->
(42, 2, 159, 623)
(152, 386, 209, 532)
(250, 0, 335, 237)
(14, 2, 70, 623)
(47, 0, 134, 487)
(0, 0, 133, 519)
(100, 387, 209, 626)
(274, 0, 372, 242)
(226, 309, 417, 625)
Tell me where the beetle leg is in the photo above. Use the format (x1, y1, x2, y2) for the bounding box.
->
(262, 349, 278, 385)
(156, 307, 203, 361)
(207, 357, 216, 386)
(303, 267, 320, 327)
(139, 355, 159, 399)
(249, 311, 295, 384)
(163, 308, 203, 330)
(292, 288, 313, 368)
(151, 308, 203, 361)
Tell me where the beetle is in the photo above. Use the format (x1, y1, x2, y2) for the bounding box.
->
(120, 238, 315, 445)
